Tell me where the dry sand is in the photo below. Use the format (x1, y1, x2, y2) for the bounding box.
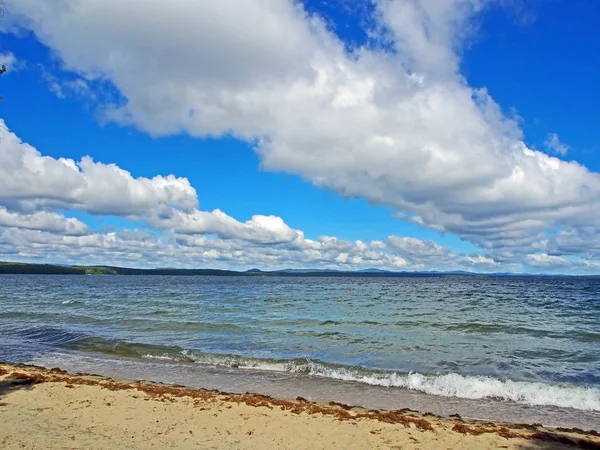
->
(1, 363, 598, 449)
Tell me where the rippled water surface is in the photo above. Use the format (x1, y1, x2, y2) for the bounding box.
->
(1, 275, 599, 427)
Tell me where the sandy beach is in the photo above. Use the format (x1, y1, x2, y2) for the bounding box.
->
(0, 363, 598, 449)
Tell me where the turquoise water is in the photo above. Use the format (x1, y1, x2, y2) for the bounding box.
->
(1, 274, 599, 427)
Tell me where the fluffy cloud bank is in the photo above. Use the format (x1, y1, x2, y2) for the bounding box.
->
(0, 120, 198, 215)
(0, 207, 87, 236)
(149, 209, 300, 245)
(0, 119, 300, 247)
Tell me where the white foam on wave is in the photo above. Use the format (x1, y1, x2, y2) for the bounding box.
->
(135, 351, 600, 411)
(186, 354, 600, 411)
(323, 370, 600, 412)
(141, 354, 177, 361)
(61, 300, 80, 305)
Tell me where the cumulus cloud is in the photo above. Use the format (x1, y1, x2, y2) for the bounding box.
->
(150, 209, 300, 244)
(375, 0, 489, 76)
(0, 119, 301, 246)
(0, 119, 198, 215)
(7, 0, 600, 258)
(545, 227, 600, 258)
(525, 253, 571, 269)
(462, 255, 498, 266)
(387, 236, 451, 258)
(174, 232, 413, 270)
(39, 65, 96, 100)
(544, 132, 570, 156)
(0, 223, 500, 272)
(0, 207, 88, 235)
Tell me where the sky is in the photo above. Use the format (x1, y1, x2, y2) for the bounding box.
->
(0, 0, 600, 273)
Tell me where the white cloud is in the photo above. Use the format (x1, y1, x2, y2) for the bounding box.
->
(0, 119, 198, 216)
(39, 65, 96, 100)
(7, 0, 600, 257)
(387, 236, 451, 258)
(462, 255, 497, 266)
(0, 119, 304, 246)
(525, 253, 571, 269)
(0, 207, 87, 235)
(544, 132, 569, 156)
(0, 224, 477, 272)
(151, 209, 300, 244)
(581, 260, 600, 269)
(545, 227, 600, 258)
(374, 0, 489, 77)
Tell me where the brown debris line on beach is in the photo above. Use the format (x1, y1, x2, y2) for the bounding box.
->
(1, 363, 599, 449)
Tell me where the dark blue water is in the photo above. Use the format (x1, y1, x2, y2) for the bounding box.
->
(1, 275, 599, 427)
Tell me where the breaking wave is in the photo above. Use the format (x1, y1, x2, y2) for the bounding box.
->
(11, 327, 600, 412)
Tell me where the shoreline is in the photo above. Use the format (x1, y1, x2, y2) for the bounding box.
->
(1, 362, 599, 449)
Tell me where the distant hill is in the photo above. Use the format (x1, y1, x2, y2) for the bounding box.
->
(357, 268, 392, 273)
(0, 262, 87, 275)
(0, 262, 238, 276)
(278, 268, 341, 273)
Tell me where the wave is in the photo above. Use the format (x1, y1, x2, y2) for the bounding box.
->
(115, 319, 248, 333)
(573, 331, 600, 343)
(441, 322, 558, 338)
(69, 338, 197, 363)
(319, 319, 385, 326)
(61, 300, 83, 305)
(17, 326, 88, 346)
(137, 348, 600, 412)
(326, 370, 600, 412)
(10, 327, 600, 412)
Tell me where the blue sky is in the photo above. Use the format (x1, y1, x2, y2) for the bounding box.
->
(0, 0, 599, 273)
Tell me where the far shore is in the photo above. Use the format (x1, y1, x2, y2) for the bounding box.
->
(1, 362, 599, 449)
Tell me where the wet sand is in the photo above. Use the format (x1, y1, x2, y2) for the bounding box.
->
(1, 363, 598, 449)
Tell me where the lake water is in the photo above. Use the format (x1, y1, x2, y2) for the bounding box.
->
(1, 274, 599, 429)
